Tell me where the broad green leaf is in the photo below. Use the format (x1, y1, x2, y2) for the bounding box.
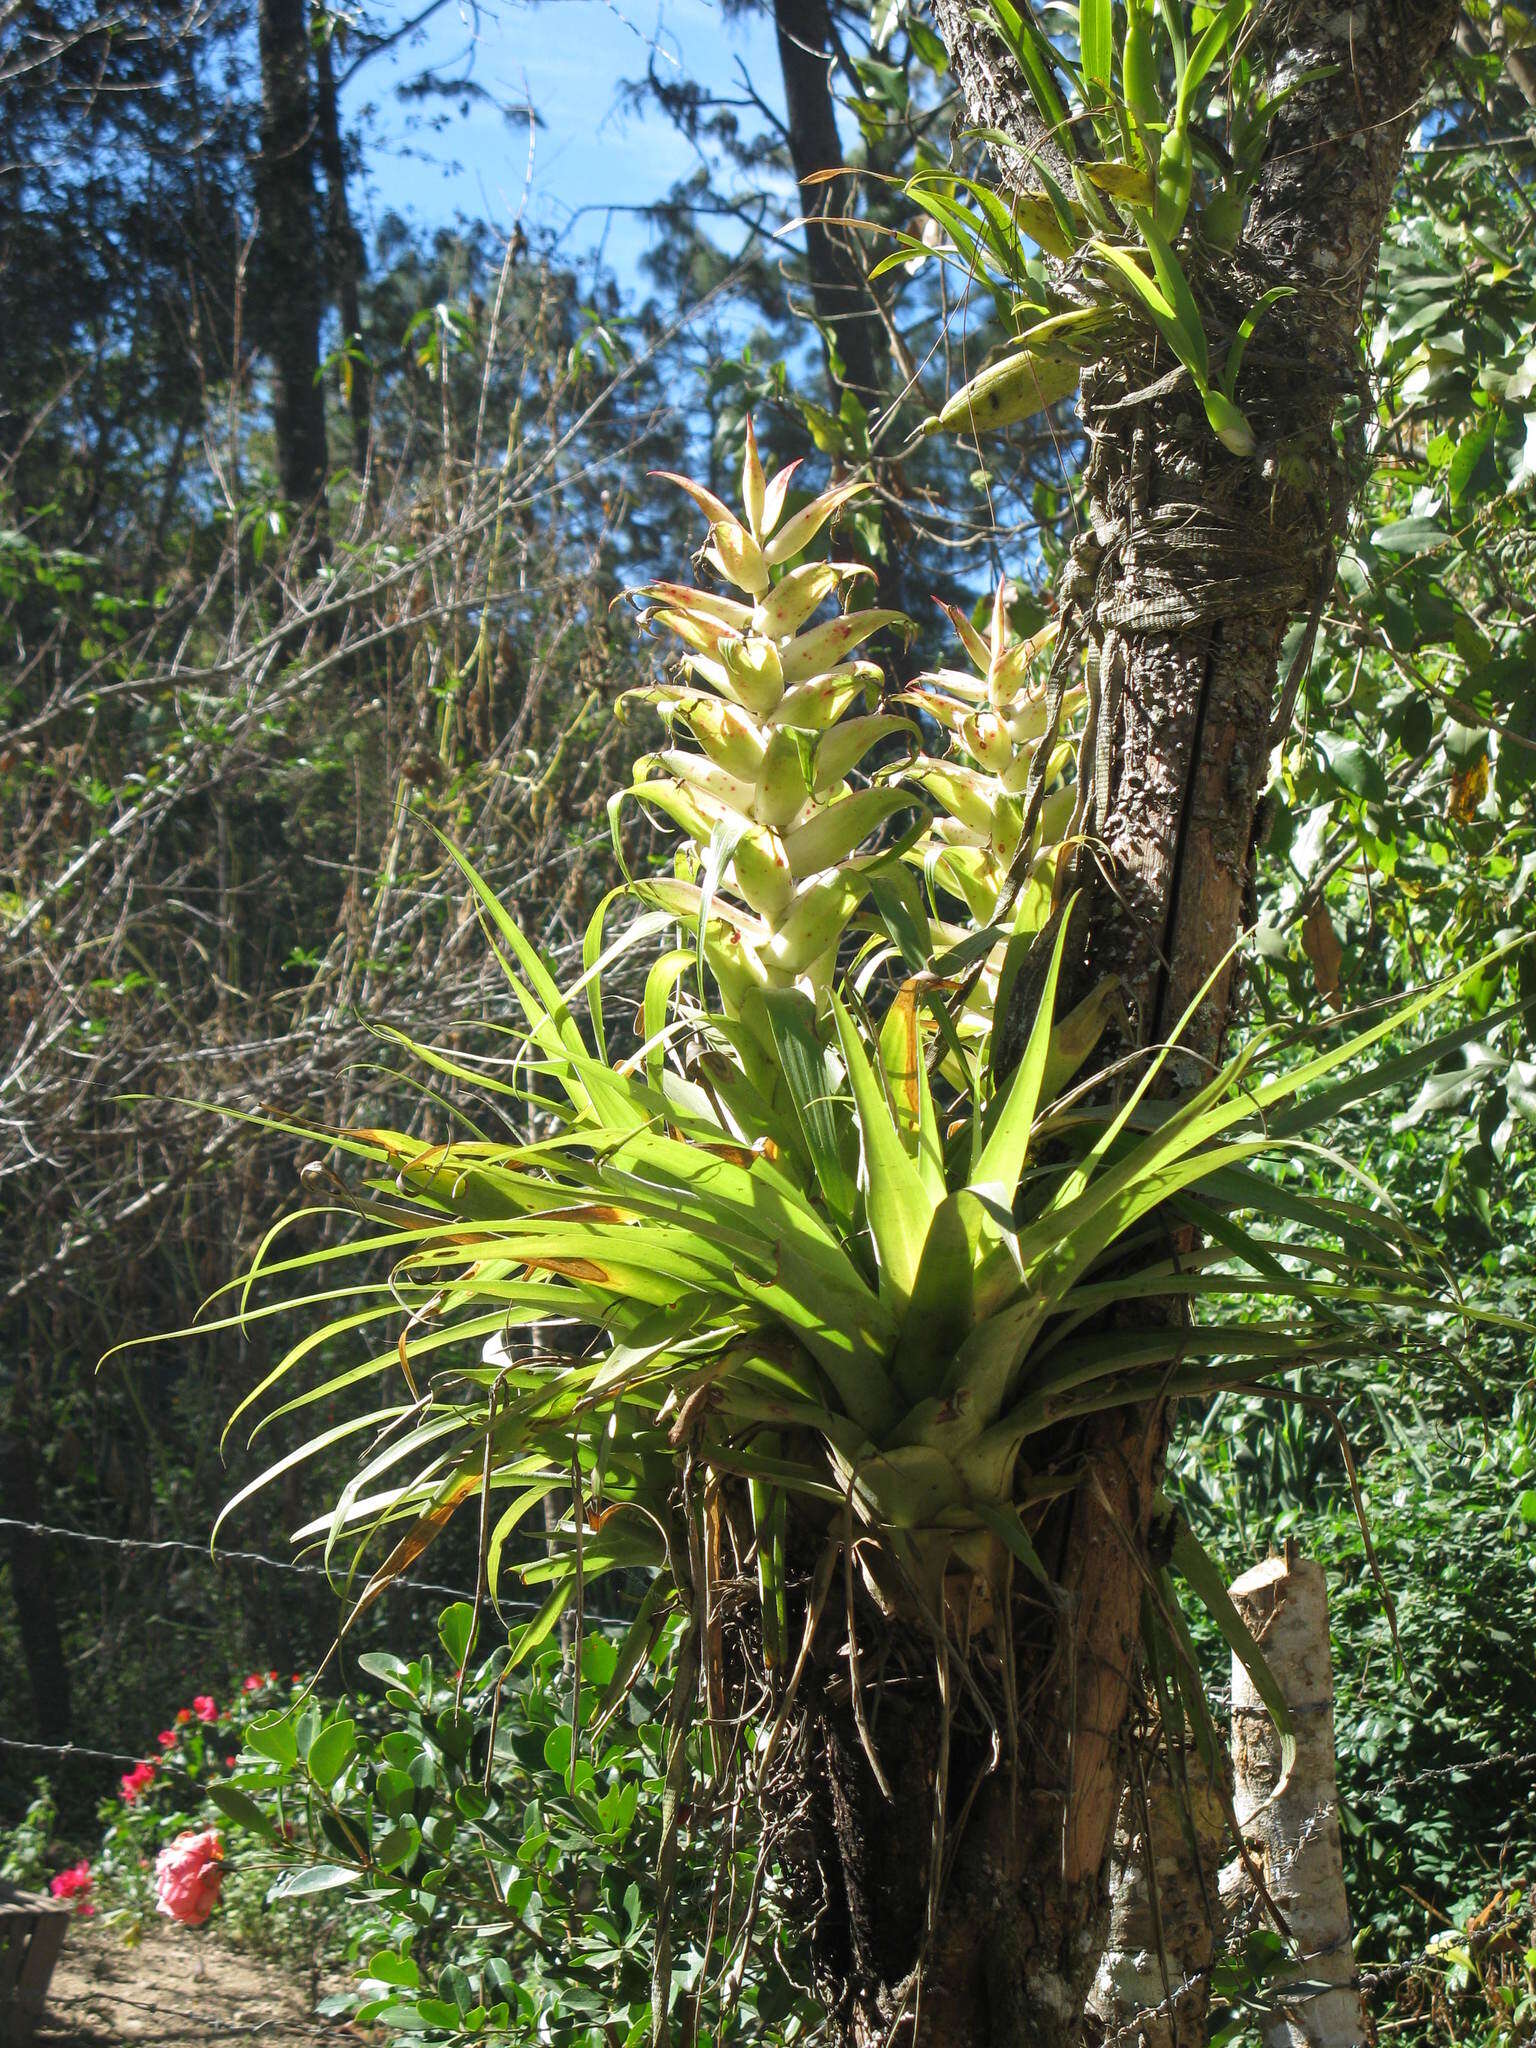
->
(268, 1864, 360, 1900)
(208, 1784, 278, 1841)
(974, 901, 1076, 1201)
(307, 1717, 358, 1791)
(1371, 515, 1452, 556)
(832, 992, 938, 1308)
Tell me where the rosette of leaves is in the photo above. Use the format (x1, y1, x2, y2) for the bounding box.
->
(618, 422, 919, 1011)
(206, 847, 1490, 1686)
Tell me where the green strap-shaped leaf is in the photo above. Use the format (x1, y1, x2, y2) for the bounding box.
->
(1177, 0, 1250, 114)
(878, 980, 945, 1203)
(832, 991, 937, 1310)
(1079, 0, 1112, 98)
(758, 987, 859, 1227)
(1137, 216, 1210, 385)
(982, 0, 1079, 147)
(1169, 1515, 1296, 1786)
(973, 898, 1077, 1202)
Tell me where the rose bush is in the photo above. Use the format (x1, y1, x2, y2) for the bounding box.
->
(49, 1859, 95, 1915)
(154, 1828, 224, 1925)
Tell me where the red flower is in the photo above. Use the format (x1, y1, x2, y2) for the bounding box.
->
(192, 1695, 217, 1723)
(154, 1829, 223, 1927)
(157, 1729, 176, 1748)
(175, 1708, 192, 1725)
(120, 1760, 156, 1804)
(50, 1861, 94, 1914)
(242, 1673, 263, 1692)
(225, 1755, 237, 1769)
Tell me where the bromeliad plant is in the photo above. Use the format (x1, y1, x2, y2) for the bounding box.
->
(618, 423, 917, 1012)
(898, 0, 1296, 453)
(211, 830, 1487, 1700)
(181, 425, 1514, 2043)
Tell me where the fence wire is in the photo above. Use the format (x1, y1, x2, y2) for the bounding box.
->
(0, 1513, 633, 1626)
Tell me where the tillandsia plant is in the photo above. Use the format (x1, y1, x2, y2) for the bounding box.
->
(154, 426, 1520, 2046)
(183, 813, 1516, 2042)
(617, 421, 919, 1014)
(896, 0, 1294, 454)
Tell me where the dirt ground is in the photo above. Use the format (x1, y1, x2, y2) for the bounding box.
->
(34, 1916, 357, 2044)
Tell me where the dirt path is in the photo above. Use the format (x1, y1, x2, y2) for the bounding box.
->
(35, 1917, 356, 2044)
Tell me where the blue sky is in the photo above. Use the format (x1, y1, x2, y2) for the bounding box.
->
(344, 0, 787, 292)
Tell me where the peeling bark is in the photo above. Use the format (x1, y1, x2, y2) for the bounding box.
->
(1088, 1745, 1230, 2048)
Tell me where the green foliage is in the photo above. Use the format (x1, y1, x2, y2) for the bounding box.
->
(1258, 139, 1536, 1227)
(899, 0, 1288, 451)
(0, 1780, 59, 1888)
(215, 1616, 814, 2048)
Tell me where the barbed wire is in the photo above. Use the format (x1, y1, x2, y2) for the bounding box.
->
(0, 1514, 633, 1627)
(1365, 1749, 1536, 1795)
(1097, 1902, 1535, 2048)
(0, 1734, 209, 1776)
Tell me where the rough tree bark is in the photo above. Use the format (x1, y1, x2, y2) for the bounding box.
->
(1087, 1743, 1230, 2048)
(256, 0, 329, 511)
(779, 1, 1460, 2042)
(772, 0, 889, 402)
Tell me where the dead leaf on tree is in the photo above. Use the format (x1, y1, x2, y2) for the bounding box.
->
(1447, 755, 1489, 824)
(1302, 899, 1343, 1011)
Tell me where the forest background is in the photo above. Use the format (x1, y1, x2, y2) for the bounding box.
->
(3, 0, 1536, 2038)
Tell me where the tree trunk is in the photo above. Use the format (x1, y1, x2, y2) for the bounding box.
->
(313, 21, 370, 476)
(1224, 1553, 1365, 2048)
(780, 0, 1459, 2039)
(772, 0, 887, 403)
(1088, 1743, 1229, 2048)
(0, 1415, 72, 1740)
(256, 0, 329, 511)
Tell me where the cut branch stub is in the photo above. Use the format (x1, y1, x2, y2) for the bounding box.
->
(1224, 1552, 1366, 2048)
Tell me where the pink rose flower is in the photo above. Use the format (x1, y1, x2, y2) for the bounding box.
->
(120, 1760, 156, 1803)
(242, 1673, 263, 1693)
(153, 1829, 224, 1927)
(50, 1861, 94, 1914)
(157, 1729, 176, 1748)
(192, 1695, 217, 1723)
